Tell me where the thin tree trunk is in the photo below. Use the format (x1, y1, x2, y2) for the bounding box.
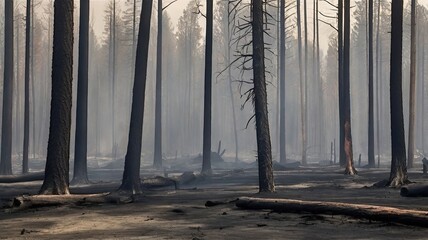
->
(252, 0, 275, 192)
(407, 0, 416, 169)
(119, 0, 153, 194)
(297, 0, 305, 166)
(0, 0, 14, 175)
(343, 0, 356, 175)
(316, 0, 323, 158)
(39, 0, 74, 195)
(375, 0, 381, 167)
(153, 0, 163, 169)
(72, 0, 90, 185)
(31, 0, 35, 159)
(368, 0, 375, 167)
(303, 0, 308, 165)
(112, 0, 116, 160)
(202, 0, 213, 174)
(338, 0, 345, 167)
(279, 0, 286, 164)
(388, 0, 409, 187)
(23, 0, 31, 174)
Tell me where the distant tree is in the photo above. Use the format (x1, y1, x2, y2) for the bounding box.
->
(407, 0, 416, 169)
(71, 0, 90, 185)
(338, 0, 345, 167)
(39, 0, 74, 194)
(22, 0, 31, 174)
(202, 0, 213, 174)
(387, 0, 409, 187)
(0, 0, 14, 175)
(297, 0, 306, 165)
(279, 0, 286, 164)
(119, 0, 153, 193)
(252, 0, 275, 192)
(343, 0, 357, 175)
(368, 0, 375, 168)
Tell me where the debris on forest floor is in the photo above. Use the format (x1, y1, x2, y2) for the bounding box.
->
(400, 184, 428, 197)
(0, 172, 44, 183)
(235, 197, 428, 227)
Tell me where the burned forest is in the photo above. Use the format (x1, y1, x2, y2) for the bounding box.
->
(1, 0, 428, 239)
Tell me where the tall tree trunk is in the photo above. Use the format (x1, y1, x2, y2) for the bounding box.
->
(368, 0, 375, 167)
(23, 0, 31, 174)
(407, 0, 416, 169)
(153, 0, 163, 169)
(297, 0, 305, 165)
(0, 0, 14, 175)
(112, 0, 116, 160)
(279, 0, 286, 164)
(39, 0, 74, 195)
(202, 0, 213, 174)
(303, 0, 308, 165)
(71, 0, 90, 185)
(388, 0, 408, 187)
(252, 0, 275, 192)
(31, 0, 35, 159)
(375, 0, 381, 167)
(343, 0, 356, 175)
(338, 0, 345, 167)
(421, 35, 425, 154)
(119, 0, 153, 194)
(316, 0, 323, 158)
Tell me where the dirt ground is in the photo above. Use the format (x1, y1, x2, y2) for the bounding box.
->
(1, 165, 428, 239)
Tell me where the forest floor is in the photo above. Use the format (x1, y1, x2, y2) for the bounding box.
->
(0, 161, 428, 239)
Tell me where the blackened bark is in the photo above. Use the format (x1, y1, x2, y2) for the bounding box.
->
(71, 0, 90, 185)
(0, 0, 14, 175)
(119, 0, 153, 194)
(23, 0, 31, 174)
(153, 0, 163, 169)
(202, 0, 213, 174)
(388, 0, 409, 187)
(343, 0, 356, 175)
(338, 0, 345, 167)
(39, 0, 74, 195)
(279, 0, 286, 164)
(368, 0, 375, 168)
(252, 0, 275, 192)
(407, 0, 416, 169)
(375, 0, 381, 167)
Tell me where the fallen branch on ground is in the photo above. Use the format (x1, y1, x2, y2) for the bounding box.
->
(0, 172, 44, 183)
(236, 197, 428, 227)
(401, 184, 428, 197)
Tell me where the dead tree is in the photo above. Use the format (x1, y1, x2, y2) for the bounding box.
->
(279, 0, 286, 164)
(23, 0, 31, 174)
(368, 0, 375, 168)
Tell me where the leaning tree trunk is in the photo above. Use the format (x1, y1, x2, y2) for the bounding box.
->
(39, 0, 74, 195)
(119, 0, 153, 194)
(279, 0, 286, 164)
(388, 0, 409, 187)
(252, 0, 275, 192)
(368, 0, 375, 168)
(0, 0, 14, 175)
(202, 0, 213, 174)
(23, 0, 31, 174)
(71, 0, 90, 185)
(153, 0, 163, 169)
(407, 0, 416, 169)
(343, 0, 356, 175)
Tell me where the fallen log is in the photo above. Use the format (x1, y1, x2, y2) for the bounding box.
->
(0, 172, 44, 183)
(236, 197, 428, 228)
(422, 158, 428, 174)
(401, 184, 428, 197)
(11, 192, 132, 210)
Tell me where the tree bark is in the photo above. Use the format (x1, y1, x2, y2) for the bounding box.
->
(202, 0, 213, 174)
(153, 0, 163, 169)
(39, 0, 74, 195)
(0, 0, 14, 175)
(23, 0, 31, 174)
(279, 0, 286, 164)
(388, 0, 409, 187)
(407, 0, 417, 169)
(236, 197, 428, 227)
(297, 0, 306, 166)
(375, 0, 381, 167)
(252, 0, 275, 192)
(368, 0, 375, 168)
(119, 0, 153, 194)
(343, 0, 356, 175)
(71, 0, 90, 185)
(338, 0, 345, 167)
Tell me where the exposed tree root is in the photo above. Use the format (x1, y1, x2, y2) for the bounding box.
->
(236, 197, 428, 227)
(401, 184, 428, 197)
(0, 172, 44, 183)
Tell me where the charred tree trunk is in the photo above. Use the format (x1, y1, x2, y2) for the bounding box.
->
(39, 0, 74, 195)
(119, 0, 153, 194)
(388, 0, 409, 187)
(279, 0, 286, 164)
(338, 0, 345, 167)
(252, 0, 275, 192)
(23, 0, 31, 174)
(202, 0, 213, 174)
(375, 0, 381, 167)
(71, 0, 90, 185)
(407, 0, 416, 169)
(297, 0, 305, 166)
(343, 0, 356, 175)
(368, 0, 375, 168)
(0, 0, 14, 175)
(153, 0, 163, 169)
